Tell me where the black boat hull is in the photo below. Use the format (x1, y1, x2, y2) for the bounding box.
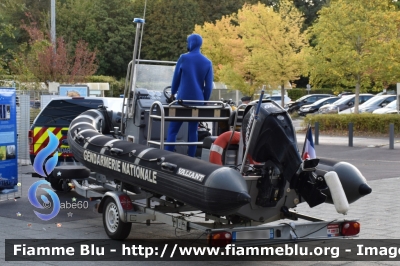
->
(68, 110, 251, 216)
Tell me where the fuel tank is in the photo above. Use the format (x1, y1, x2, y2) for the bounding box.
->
(67, 109, 251, 216)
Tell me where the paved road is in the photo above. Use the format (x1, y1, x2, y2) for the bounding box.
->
(296, 134, 400, 181)
(1, 134, 400, 265)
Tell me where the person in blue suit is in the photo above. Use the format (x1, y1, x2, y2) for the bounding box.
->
(165, 34, 214, 157)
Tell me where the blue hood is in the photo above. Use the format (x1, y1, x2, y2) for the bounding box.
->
(187, 34, 202, 52)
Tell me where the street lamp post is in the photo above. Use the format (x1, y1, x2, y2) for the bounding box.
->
(306, 84, 311, 95)
(51, 0, 56, 53)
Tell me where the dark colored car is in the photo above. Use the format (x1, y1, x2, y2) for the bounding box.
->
(29, 97, 123, 190)
(285, 94, 333, 113)
(298, 96, 340, 116)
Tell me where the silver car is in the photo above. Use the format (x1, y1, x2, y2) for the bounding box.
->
(318, 94, 373, 114)
(373, 99, 398, 114)
(264, 95, 291, 107)
(341, 95, 396, 114)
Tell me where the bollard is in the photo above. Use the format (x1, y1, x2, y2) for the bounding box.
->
(348, 123, 353, 147)
(315, 122, 319, 145)
(389, 123, 394, 150)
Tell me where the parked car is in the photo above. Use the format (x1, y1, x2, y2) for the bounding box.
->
(298, 96, 341, 116)
(373, 100, 398, 114)
(338, 92, 354, 97)
(386, 110, 399, 114)
(340, 95, 396, 114)
(29, 97, 123, 190)
(376, 90, 396, 95)
(30, 100, 40, 109)
(264, 95, 291, 106)
(285, 94, 333, 113)
(318, 94, 374, 114)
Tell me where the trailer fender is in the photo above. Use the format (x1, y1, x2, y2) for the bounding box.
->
(97, 191, 131, 223)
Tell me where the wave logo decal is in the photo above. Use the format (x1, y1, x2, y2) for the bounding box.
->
(29, 130, 60, 221)
(33, 130, 59, 177)
(28, 180, 60, 221)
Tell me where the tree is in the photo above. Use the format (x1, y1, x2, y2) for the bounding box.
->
(195, 1, 308, 104)
(292, 0, 330, 29)
(196, 0, 272, 23)
(140, 0, 203, 61)
(0, 17, 14, 75)
(195, 15, 250, 94)
(0, 0, 50, 53)
(136, 0, 281, 63)
(241, 0, 308, 105)
(1, 0, 332, 80)
(0, 1, 16, 74)
(307, 0, 400, 113)
(56, 0, 141, 77)
(10, 15, 98, 83)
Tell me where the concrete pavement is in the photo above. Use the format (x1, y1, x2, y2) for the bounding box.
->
(296, 133, 400, 149)
(293, 117, 400, 149)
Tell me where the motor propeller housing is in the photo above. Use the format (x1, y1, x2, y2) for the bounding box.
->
(241, 100, 302, 183)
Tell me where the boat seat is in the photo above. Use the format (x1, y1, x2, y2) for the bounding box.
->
(229, 108, 244, 128)
(203, 136, 218, 149)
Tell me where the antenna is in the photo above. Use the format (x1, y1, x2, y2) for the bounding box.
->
(129, 18, 145, 92)
(137, 0, 147, 61)
(120, 0, 148, 134)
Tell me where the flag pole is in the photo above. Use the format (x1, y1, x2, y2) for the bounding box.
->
(301, 123, 311, 159)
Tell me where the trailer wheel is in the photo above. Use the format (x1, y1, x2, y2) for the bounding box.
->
(103, 197, 132, 240)
(49, 178, 71, 192)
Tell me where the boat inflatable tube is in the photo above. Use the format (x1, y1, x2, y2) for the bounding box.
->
(317, 158, 372, 204)
(67, 109, 251, 216)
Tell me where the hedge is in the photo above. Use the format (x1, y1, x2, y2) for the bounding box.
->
(303, 114, 400, 134)
(86, 75, 125, 97)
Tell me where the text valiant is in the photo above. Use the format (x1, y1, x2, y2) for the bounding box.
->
(83, 150, 157, 184)
(177, 168, 205, 182)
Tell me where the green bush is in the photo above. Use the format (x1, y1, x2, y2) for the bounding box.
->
(0, 74, 18, 80)
(30, 108, 41, 126)
(287, 89, 305, 100)
(87, 75, 125, 97)
(87, 75, 116, 83)
(303, 114, 400, 134)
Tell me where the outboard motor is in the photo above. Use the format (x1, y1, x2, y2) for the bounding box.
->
(242, 100, 301, 182)
(241, 100, 327, 208)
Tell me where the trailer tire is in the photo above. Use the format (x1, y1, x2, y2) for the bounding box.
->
(49, 178, 71, 192)
(103, 197, 132, 240)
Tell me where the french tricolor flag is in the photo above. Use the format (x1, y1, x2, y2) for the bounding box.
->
(302, 126, 316, 160)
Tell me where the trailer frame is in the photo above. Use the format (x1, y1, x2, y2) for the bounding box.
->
(71, 173, 360, 246)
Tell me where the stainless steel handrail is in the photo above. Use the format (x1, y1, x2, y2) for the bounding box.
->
(168, 99, 226, 107)
(147, 101, 232, 150)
